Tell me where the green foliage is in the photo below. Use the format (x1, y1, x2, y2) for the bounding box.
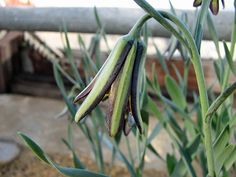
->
(165, 75, 187, 110)
(18, 1, 236, 177)
(224, 42, 236, 75)
(18, 132, 108, 177)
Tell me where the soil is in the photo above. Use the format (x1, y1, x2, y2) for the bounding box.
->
(0, 94, 169, 177)
(0, 146, 167, 177)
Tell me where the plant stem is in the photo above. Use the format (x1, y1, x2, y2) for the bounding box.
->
(128, 14, 151, 38)
(133, 0, 215, 176)
(159, 11, 214, 177)
(132, 1, 190, 51)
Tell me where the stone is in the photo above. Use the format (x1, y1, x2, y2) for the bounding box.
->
(0, 139, 20, 166)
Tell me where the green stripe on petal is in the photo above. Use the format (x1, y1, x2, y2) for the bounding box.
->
(110, 41, 137, 137)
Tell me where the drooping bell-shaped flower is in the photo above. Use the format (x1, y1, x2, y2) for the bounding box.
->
(74, 34, 134, 123)
(73, 15, 151, 137)
(74, 38, 146, 137)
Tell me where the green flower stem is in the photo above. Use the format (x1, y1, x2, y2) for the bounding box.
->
(133, 0, 214, 176)
(159, 11, 214, 177)
(129, 14, 151, 38)
(158, 10, 209, 112)
(133, 0, 190, 52)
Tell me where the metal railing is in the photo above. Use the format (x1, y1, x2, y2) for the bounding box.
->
(0, 7, 233, 41)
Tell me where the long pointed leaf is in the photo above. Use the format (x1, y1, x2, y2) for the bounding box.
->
(112, 140, 137, 177)
(165, 75, 187, 110)
(62, 138, 85, 169)
(206, 81, 236, 121)
(224, 146, 236, 171)
(215, 144, 235, 175)
(207, 13, 221, 58)
(18, 132, 108, 177)
(53, 62, 76, 117)
(63, 25, 83, 85)
(213, 125, 230, 159)
(224, 41, 236, 75)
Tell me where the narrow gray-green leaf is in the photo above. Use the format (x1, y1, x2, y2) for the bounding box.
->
(62, 139, 85, 169)
(215, 144, 235, 175)
(229, 113, 236, 128)
(176, 142, 197, 177)
(93, 7, 110, 51)
(224, 146, 236, 171)
(171, 64, 184, 91)
(152, 40, 169, 75)
(143, 96, 164, 122)
(53, 62, 76, 117)
(193, 0, 211, 52)
(147, 143, 164, 161)
(224, 41, 236, 75)
(213, 125, 230, 159)
(63, 25, 83, 85)
(207, 13, 221, 58)
(206, 81, 236, 121)
(78, 34, 98, 74)
(94, 6, 102, 29)
(72, 152, 85, 169)
(55, 63, 78, 86)
(112, 141, 137, 177)
(170, 140, 197, 177)
(167, 154, 177, 175)
(147, 122, 162, 144)
(169, 0, 177, 15)
(166, 35, 178, 60)
(171, 134, 200, 177)
(171, 159, 187, 177)
(18, 132, 49, 164)
(187, 134, 201, 156)
(165, 75, 187, 110)
(230, 0, 236, 55)
(213, 60, 223, 84)
(18, 132, 108, 177)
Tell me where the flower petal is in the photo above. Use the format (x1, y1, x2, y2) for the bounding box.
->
(210, 0, 219, 15)
(193, 0, 202, 7)
(74, 36, 131, 103)
(73, 78, 96, 103)
(74, 35, 134, 122)
(123, 112, 136, 136)
(221, 0, 225, 8)
(109, 41, 137, 137)
(131, 41, 146, 134)
(106, 69, 129, 136)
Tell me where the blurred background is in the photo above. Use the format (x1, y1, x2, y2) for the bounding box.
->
(0, 0, 235, 177)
